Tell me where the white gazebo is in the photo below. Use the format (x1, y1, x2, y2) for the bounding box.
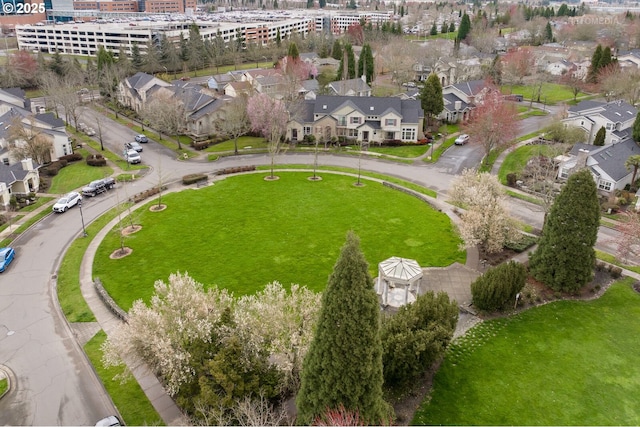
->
(376, 257, 423, 307)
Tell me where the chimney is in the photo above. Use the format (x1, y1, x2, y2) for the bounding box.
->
(454, 101, 462, 110)
(21, 158, 33, 171)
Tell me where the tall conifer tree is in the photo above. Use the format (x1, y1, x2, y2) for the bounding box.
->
(296, 232, 389, 425)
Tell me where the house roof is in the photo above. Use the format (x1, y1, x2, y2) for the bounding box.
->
(328, 78, 370, 96)
(189, 97, 228, 121)
(449, 79, 487, 96)
(0, 160, 38, 186)
(171, 86, 215, 114)
(301, 78, 319, 92)
(443, 93, 470, 112)
(126, 72, 156, 90)
(34, 112, 65, 128)
(311, 95, 423, 124)
(568, 100, 638, 123)
(572, 139, 640, 181)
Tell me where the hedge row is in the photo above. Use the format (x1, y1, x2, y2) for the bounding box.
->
(215, 165, 256, 176)
(86, 154, 107, 167)
(41, 159, 68, 176)
(59, 153, 83, 163)
(130, 186, 164, 203)
(182, 173, 208, 185)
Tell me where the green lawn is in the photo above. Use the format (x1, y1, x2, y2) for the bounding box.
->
(0, 209, 51, 247)
(498, 144, 557, 184)
(501, 83, 588, 105)
(424, 136, 457, 163)
(413, 278, 640, 425)
(204, 136, 268, 153)
(48, 158, 113, 194)
(595, 250, 640, 274)
(0, 378, 7, 396)
(438, 123, 460, 135)
(367, 144, 430, 158)
(84, 331, 164, 426)
(19, 196, 55, 212)
(93, 172, 464, 310)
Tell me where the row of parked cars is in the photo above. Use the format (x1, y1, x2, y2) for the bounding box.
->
(52, 177, 117, 214)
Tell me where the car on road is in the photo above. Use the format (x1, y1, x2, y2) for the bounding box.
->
(135, 134, 148, 143)
(123, 148, 141, 164)
(52, 191, 81, 213)
(82, 177, 116, 197)
(125, 141, 143, 152)
(0, 247, 15, 272)
(454, 134, 470, 145)
(95, 415, 124, 426)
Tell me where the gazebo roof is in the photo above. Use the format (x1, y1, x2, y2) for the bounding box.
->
(378, 257, 423, 284)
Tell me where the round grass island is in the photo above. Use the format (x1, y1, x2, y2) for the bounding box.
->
(93, 172, 465, 310)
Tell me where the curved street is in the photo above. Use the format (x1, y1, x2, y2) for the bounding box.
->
(0, 103, 628, 424)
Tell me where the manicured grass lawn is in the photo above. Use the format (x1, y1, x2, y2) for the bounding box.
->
(93, 173, 464, 310)
(0, 378, 7, 395)
(438, 123, 460, 135)
(424, 136, 456, 163)
(595, 250, 640, 274)
(367, 144, 430, 158)
(505, 189, 543, 205)
(413, 278, 640, 425)
(58, 207, 124, 322)
(501, 83, 588, 105)
(204, 136, 268, 153)
(84, 331, 164, 426)
(0, 209, 51, 247)
(498, 144, 557, 184)
(48, 156, 113, 194)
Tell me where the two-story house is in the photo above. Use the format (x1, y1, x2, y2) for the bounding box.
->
(118, 72, 172, 113)
(563, 100, 638, 145)
(287, 95, 423, 144)
(438, 79, 492, 123)
(327, 76, 371, 97)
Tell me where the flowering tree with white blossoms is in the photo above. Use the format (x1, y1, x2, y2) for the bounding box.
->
(246, 93, 289, 179)
(449, 169, 521, 254)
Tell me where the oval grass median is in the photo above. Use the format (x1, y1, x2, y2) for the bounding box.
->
(93, 172, 465, 310)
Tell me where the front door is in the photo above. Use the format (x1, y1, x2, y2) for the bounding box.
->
(363, 131, 369, 141)
(292, 129, 298, 141)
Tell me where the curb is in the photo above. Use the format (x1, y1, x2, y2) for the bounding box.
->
(0, 364, 15, 400)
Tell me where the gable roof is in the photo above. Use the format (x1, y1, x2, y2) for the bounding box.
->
(568, 100, 638, 123)
(126, 72, 156, 90)
(570, 139, 640, 181)
(450, 79, 488, 96)
(34, 112, 65, 128)
(0, 160, 38, 186)
(327, 77, 370, 95)
(312, 95, 422, 124)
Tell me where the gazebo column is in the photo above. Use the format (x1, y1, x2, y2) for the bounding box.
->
(383, 279, 389, 305)
(404, 283, 409, 304)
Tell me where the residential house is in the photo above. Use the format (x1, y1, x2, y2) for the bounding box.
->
(557, 139, 640, 194)
(0, 88, 30, 114)
(207, 72, 238, 93)
(573, 59, 591, 81)
(0, 158, 40, 209)
(438, 79, 492, 123)
(563, 99, 638, 145)
(118, 72, 172, 113)
(224, 81, 253, 98)
(413, 56, 490, 86)
(170, 85, 229, 139)
(545, 59, 576, 76)
(287, 95, 423, 144)
(616, 49, 640, 69)
(327, 76, 371, 97)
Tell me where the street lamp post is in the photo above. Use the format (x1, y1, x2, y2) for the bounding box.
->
(78, 200, 87, 237)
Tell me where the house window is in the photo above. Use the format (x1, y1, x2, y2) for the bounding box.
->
(385, 118, 397, 126)
(303, 126, 311, 135)
(606, 123, 612, 130)
(580, 121, 584, 126)
(402, 128, 416, 140)
(348, 129, 358, 138)
(598, 180, 612, 191)
(559, 168, 569, 179)
(350, 117, 361, 124)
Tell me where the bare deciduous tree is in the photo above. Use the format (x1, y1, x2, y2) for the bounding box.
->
(143, 91, 186, 150)
(215, 95, 250, 155)
(6, 116, 53, 164)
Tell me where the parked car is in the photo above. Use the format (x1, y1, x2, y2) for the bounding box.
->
(135, 134, 148, 143)
(125, 141, 143, 152)
(123, 149, 141, 164)
(454, 134, 470, 145)
(85, 127, 96, 136)
(0, 247, 15, 272)
(95, 415, 123, 426)
(52, 191, 81, 213)
(82, 177, 116, 197)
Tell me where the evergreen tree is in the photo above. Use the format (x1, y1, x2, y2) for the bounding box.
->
(600, 46, 612, 69)
(319, 0, 325, 7)
(587, 44, 602, 83)
(179, 33, 189, 63)
(347, 0, 356, 9)
(357, 43, 374, 83)
(96, 45, 114, 72)
(50, 50, 65, 77)
(634, 112, 640, 143)
(430, 22, 438, 35)
(449, 21, 456, 33)
(441, 22, 448, 33)
(545, 21, 553, 42)
(471, 261, 526, 312)
(307, 0, 313, 7)
(131, 43, 143, 71)
(420, 73, 444, 129)
(331, 40, 342, 60)
(593, 126, 606, 146)
(336, 43, 356, 80)
(296, 232, 389, 425)
(276, 28, 282, 47)
(529, 169, 600, 292)
(457, 13, 471, 41)
(288, 42, 300, 60)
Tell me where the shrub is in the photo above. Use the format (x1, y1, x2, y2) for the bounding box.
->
(192, 141, 210, 151)
(610, 266, 623, 278)
(131, 186, 164, 203)
(86, 154, 107, 167)
(471, 261, 527, 312)
(505, 234, 538, 253)
(380, 291, 458, 387)
(601, 202, 619, 213)
(42, 160, 68, 176)
(506, 173, 518, 187)
(182, 173, 207, 185)
(59, 153, 83, 162)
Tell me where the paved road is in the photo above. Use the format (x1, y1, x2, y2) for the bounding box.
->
(0, 102, 631, 424)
